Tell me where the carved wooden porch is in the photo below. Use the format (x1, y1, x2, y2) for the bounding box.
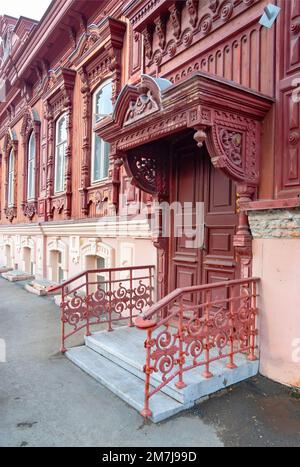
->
(96, 72, 273, 296)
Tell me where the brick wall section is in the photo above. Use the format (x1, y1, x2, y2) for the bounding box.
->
(248, 208, 300, 239)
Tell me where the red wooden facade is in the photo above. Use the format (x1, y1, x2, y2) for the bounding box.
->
(0, 0, 298, 296)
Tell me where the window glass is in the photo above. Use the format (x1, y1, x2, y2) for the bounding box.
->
(54, 114, 67, 193)
(91, 80, 112, 183)
(27, 132, 36, 200)
(8, 149, 14, 206)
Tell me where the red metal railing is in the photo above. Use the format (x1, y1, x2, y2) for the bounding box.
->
(135, 277, 259, 418)
(48, 265, 155, 352)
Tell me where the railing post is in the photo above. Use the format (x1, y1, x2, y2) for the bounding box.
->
(248, 280, 258, 361)
(108, 269, 113, 332)
(129, 267, 134, 327)
(202, 289, 213, 379)
(175, 295, 187, 390)
(60, 284, 66, 353)
(149, 266, 153, 306)
(141, 327, 153, 419)
(226, 284, 237, 370)
(86, 271, 91, 337)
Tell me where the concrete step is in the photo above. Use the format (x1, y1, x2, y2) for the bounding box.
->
(85, 326, 259, 404)
(66, 346, 193, 423)
(1, 270, 35, 282)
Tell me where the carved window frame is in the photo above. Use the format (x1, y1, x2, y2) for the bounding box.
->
(21, 108, 41, 220)
(43, 68, 76, 220)
(79, 63, 115, 216)
(76, 17, 126, 217)
(3, 129, 18, 222)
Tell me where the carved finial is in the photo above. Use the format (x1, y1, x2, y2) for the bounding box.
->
(193, 127, 207, 147)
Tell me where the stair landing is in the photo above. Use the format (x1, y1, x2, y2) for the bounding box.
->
(66, 326, 258, 422)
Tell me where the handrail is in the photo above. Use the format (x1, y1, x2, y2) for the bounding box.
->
(56, 264, 155, 352)
(135, 276, 260, 418)
(47, 264, 155, 293)
(138, 276, 260, 323)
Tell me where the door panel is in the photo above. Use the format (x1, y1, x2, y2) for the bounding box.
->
(169, 136, 203, 302)
(169, 134, 238, 296)
(203, 154, 237, 285)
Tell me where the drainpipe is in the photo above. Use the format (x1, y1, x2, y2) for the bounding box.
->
(38, 222, 47, 279)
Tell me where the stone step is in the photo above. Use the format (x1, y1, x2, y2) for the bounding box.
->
(85, 326, 259, 404)
(1, 270, 35, 282)
(66, 345, 193, 423)
(25, 279, 57, 296)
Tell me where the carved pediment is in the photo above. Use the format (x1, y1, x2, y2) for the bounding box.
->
(21, 108, 40, 137)
(113, 74, 171, 128)
(124, 90, 159, 126)
(75, 27, 102, 60)
(3, 127, 17, 154)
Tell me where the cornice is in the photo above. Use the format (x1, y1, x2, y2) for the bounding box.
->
(0, 217, 152, 238)
(4, 1, 74, 83)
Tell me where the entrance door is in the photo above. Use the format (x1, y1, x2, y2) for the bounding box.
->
(169, 133, 238, 299)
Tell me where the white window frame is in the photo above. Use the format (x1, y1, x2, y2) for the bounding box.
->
(8, 149, 14, 207)
(91, 79, 113, 184)
(27, 131, 36, 200)
(54, 113, 67, 194)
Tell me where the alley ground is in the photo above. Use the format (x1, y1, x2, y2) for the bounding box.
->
(0, 277, 299, 447)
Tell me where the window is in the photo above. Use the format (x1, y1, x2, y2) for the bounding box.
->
(8, 149, 14, 206)
(91, 80, 113, 183)
(96, 256, 106, 290)
(54, 113, 67, 193)
(58, 252, 64, 283)
(27, 132, 36, 200)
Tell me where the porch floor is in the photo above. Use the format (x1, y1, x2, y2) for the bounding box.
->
(66, 326, 259, 422)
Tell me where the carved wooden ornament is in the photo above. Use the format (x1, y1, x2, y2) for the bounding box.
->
(95, 72, 272, 197)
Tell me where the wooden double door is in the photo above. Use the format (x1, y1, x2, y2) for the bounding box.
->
(168, 134, 238, 299)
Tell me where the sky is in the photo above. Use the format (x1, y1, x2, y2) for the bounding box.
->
(1, 0, 52, 21)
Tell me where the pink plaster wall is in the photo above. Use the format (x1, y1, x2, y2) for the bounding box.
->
(253, 239, 300, 388)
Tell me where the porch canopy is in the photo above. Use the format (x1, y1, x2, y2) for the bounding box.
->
(95, 72, 273, 199)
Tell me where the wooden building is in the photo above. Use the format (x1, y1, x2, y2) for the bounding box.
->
(0, 0, 299, 406)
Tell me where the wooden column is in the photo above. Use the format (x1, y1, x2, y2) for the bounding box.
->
(233, 183, 256, 279)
